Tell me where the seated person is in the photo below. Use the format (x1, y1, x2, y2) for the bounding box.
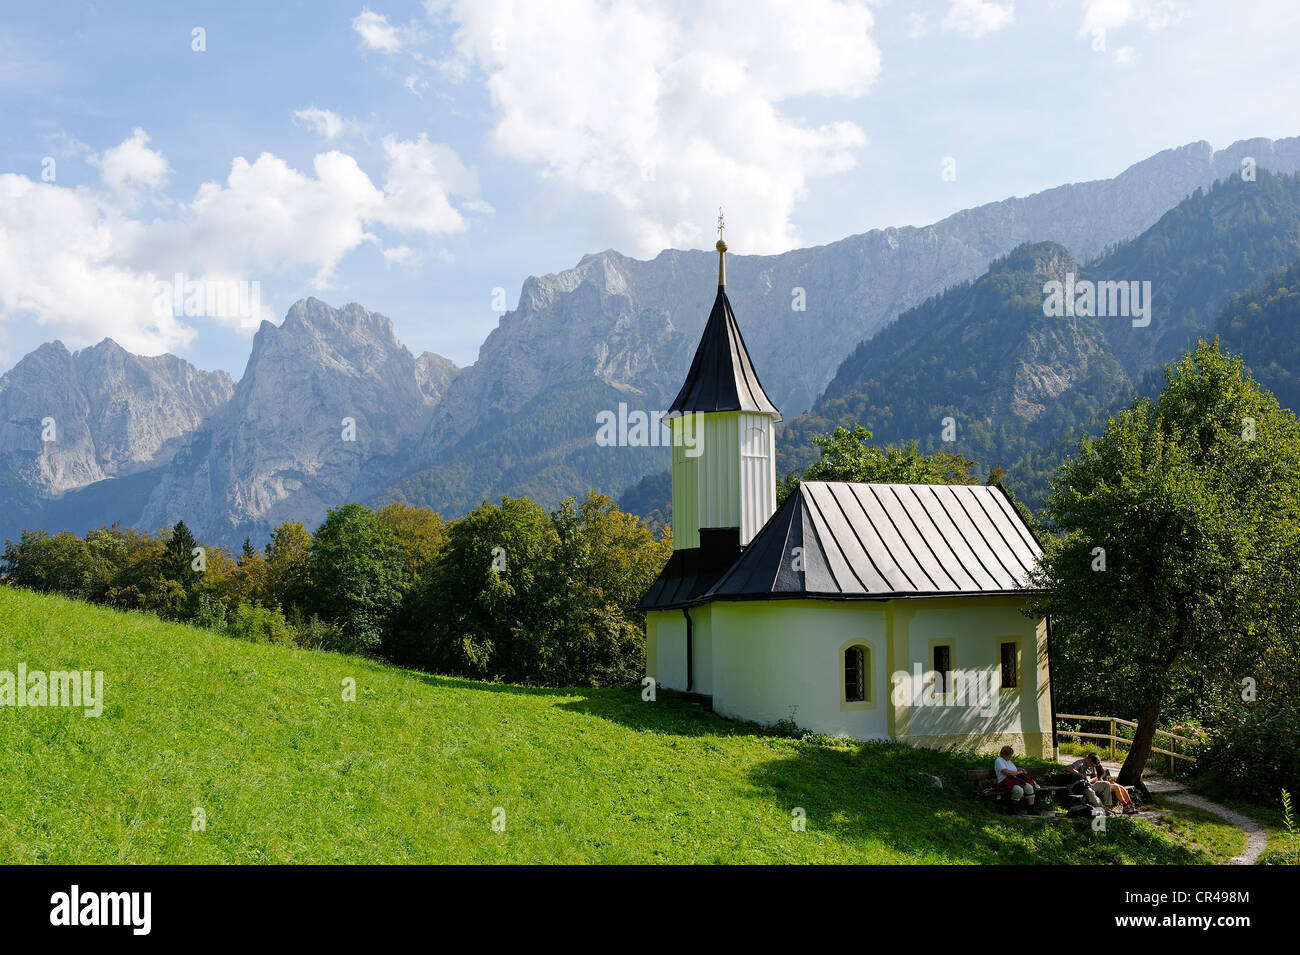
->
(1094, 763, 1138, 814)
(1067, 752, 1113, 808)
(993, 746, 1040, 814)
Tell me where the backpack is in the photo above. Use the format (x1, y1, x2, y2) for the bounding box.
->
(1066, 803, 1099, 819)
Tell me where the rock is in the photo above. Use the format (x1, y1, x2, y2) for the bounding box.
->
(0, 338, 233, 498)
(137, 298, 456, 543)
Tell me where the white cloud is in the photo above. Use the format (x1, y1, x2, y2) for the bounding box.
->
(374, 133, 484, 233)
(425, 0, 881, 255)
(1080, 0, 1187, 47)
(0, 129, 483, 352)
(382, 245, 417, 266)
(91, 127, 171, 196)
(142, 151, 387, 286)
(353, 8, 406, 52)
(942, 0, 1015, 38)
(43, 130, 92, 161)
(1114, 45, 1136, 63)
(140, 140, 484, 285)
(292, 107, 352, 141)
(0, 174, 192, 354)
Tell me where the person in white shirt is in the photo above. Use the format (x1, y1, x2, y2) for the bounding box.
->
(1067, 752, 1113, 808)
(993, 745, 1039, 813)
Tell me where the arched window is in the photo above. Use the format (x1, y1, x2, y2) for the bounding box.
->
(844, 645, 867, 703)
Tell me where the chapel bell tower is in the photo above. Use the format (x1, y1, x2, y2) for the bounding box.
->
(664, 216, 782, 556)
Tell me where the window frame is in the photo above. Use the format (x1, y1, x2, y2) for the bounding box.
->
(998, 637, 1022, 695)
(928, 637, 957, 702)
(839, 639, 877, 711)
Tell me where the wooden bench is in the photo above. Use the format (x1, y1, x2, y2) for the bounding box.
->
(967, 767, 1078, 809)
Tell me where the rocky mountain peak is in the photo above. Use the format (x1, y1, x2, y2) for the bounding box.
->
(415, 352, 461, 405)
(137, 297, 457, 541)
(0, 337, 235, 501)
(989, 241, 1079, 283)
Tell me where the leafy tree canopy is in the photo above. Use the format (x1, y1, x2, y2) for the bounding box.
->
(1028, 340, 1300, 783)
(778, 425, 980, 504)
(310, 503, 406, 652)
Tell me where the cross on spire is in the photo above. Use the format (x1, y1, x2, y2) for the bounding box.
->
(715, 207, 727, 286)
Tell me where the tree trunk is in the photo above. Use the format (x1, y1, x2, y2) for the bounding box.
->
(1119, 696, 1163, 786)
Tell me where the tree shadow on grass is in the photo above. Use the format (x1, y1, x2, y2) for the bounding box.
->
(746, 743, 1209, 865)
(387, 672, 1207, 863)
(393, 669, 761, 737)
(396, 669, 591, 698)
(546, 683, 1204, 864)
(555, 686, 780, 738)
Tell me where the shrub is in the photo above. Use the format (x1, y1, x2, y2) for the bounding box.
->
(191, 592, 228, 630)
(1259, 789, 1300, 865)
(2, 530, 96, 598)
(224, 603, 294, 646)
(293, 615, 366, 654)
(1191, 697, 1300, 804)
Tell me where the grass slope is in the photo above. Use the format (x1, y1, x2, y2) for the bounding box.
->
(0, 587, 1243, 864)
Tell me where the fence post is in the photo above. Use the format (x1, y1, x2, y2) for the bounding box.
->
(1169, 737, 1175, 775)
(1109, 718, 1116, 761)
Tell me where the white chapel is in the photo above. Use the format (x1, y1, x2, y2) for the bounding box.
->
(639, 237, 1056, 757)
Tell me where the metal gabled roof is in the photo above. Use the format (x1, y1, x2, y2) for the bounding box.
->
(665, 285, 781, 421)
(701, 481, 1043, 601)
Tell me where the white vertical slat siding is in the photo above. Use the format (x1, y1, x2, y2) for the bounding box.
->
(739, 412, 775, 545)
(671, 411, 778, 551)
(670, 416, 699, 550)
(699, 412, 740, 532)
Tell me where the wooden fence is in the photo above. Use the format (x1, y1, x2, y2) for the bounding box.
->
(1056, 713, 1199, 774)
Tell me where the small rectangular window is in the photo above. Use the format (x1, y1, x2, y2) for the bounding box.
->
(1000, 642, 1018, 690)
(844, 646, 866, 703)
(933, 644, 953, 693)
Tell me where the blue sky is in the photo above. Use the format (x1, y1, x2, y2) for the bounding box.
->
(2, 0, 1298, 376)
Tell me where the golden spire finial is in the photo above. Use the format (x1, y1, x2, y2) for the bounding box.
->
(715, 207, 727, 286)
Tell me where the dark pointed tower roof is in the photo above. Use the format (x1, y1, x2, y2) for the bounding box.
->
(665, 239, 781, 421)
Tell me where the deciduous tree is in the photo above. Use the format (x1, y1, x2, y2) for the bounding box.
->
(1030, 341, 1300, 784)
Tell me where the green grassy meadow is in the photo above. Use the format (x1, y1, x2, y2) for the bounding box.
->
(0, 586, 1247, 864)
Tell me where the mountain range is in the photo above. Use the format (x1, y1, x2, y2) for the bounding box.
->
(779, 169, 1300, 507)
(0, 340, 232, 514)
(4, 136, 1300, 547)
